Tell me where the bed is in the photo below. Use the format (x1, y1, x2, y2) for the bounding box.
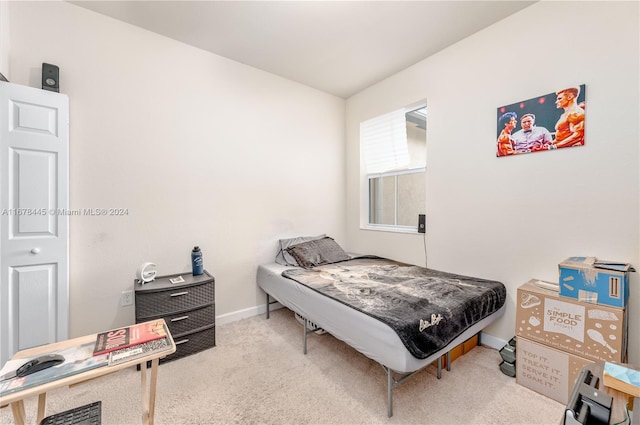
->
(256, 236, 506, 417)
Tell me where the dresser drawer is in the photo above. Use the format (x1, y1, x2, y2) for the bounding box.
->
(165, 304, 215, 336)
(161, 326, 216, 364)
(136, 282, 214, 319)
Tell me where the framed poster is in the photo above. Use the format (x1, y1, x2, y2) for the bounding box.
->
(497, 84, 586, 157)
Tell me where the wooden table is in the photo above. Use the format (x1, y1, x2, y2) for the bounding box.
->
(0, 319, 175, 425)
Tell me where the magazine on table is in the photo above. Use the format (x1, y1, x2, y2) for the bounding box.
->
(108, 336, 172, 365)
(93, 319, 167, 356)
(0, 342, 108, 396)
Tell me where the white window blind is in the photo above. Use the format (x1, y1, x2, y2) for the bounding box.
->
(361, 109, 409, 174)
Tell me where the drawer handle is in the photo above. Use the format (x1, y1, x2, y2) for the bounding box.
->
(171, 316, 189, 322)
(170, 291, 189, 297)
(175, 339, 189, 345)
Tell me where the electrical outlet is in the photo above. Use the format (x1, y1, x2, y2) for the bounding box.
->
(121, 290, 133, 306)
(418, 214, 426, 233)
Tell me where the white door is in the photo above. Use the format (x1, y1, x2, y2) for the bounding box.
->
(0, 81, 69, 366)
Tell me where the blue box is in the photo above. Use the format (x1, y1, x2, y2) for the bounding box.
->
(558, 257, 630, 308)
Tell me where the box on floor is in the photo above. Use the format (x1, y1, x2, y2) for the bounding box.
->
(516, 336, 594, 405)
(516, 279, 627, 363)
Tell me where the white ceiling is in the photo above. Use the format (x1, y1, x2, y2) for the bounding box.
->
(69, 1, 536, 98)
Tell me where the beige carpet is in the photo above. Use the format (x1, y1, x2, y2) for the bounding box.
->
(1, 309, 565, 424)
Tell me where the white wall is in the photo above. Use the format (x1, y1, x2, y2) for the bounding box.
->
(0, 1, 9, 78)
(7, 1, 346, 336)
(6, 0, 639, 364)
(346, 1, 640, 362)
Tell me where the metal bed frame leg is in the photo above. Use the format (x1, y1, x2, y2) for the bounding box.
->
(389, 352, 448, 417)
(279, 305, 463, 418)
(287, 308, 454, 417)
(266, 294, 270, 319)
(383, 366, 418, 418)
(387, 367, 393, 417)
(299, 316, 325, 355)
(435, 351, 452, 378)
(303, 318, 308, 354)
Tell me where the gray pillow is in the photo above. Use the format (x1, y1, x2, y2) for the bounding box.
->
(285, 237, 350, 269)
(275, 234, 326, 266)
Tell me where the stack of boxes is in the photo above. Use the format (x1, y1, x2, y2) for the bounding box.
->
(515, 257, 631, 404)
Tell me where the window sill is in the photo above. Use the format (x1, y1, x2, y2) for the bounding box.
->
(361, 224, 422, 235)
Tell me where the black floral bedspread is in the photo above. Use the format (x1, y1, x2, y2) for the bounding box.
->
(282, 256, 506, 359)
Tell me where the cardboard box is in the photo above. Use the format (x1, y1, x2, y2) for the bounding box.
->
(516, 336, 594, 404)
(432, 333, 478, 368)
(462, 334, 478, 353)
(516, 279, 627, 363)
(558, 257, 630, 308)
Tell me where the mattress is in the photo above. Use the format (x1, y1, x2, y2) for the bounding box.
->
(257, 262, 505, 373)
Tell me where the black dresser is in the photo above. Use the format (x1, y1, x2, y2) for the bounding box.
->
(135, 270, 215, 364)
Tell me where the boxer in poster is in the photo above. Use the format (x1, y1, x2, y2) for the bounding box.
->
(496, 84, 585, 157)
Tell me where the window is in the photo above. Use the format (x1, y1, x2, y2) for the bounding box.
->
(361, 105, 426, 231)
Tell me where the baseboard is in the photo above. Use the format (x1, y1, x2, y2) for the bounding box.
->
(216, 301, 283, 326)
(479, 332, 508, 350)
